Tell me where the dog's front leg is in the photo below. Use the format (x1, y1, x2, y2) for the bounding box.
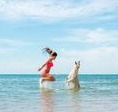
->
(67, 77, 73, 83)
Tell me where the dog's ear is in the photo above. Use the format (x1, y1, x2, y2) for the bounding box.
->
(75, 61, 77, 65)
(78, 61, 80, 66)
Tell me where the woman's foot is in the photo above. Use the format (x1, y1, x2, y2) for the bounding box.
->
(41, 78, 44, 84)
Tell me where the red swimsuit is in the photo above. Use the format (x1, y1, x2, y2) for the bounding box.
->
(41, 61, 53, 77)
(47, 62, 53, 68)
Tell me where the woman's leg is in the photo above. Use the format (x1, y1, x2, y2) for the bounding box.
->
(48, 74, 55, 81)
(41, 74, 55, 83)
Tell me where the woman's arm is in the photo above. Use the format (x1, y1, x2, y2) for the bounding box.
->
(38, 59, 50, 71)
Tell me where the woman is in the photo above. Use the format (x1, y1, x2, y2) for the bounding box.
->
(38, 47, 57, 84)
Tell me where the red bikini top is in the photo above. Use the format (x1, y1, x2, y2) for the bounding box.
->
(47, 61, 53, 68)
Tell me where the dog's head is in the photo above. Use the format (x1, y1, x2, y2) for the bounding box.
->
(74, 61, 80, 70)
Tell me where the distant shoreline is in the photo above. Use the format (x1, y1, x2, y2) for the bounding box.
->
(0, 73, 118, 76)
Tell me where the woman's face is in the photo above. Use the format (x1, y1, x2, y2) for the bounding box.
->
(50, 56, 57, 60)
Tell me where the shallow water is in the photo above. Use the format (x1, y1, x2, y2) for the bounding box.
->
(0, 74, 118, 112)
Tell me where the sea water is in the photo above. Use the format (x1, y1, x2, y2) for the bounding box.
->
(0, 74, 118, 112)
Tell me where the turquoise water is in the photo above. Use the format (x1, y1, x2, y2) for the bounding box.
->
(0, 74, 118, 112)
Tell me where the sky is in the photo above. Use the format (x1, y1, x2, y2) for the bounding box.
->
(0, 0, 118, 74)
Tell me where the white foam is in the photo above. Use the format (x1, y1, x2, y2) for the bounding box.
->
(39, 78, 53, 89)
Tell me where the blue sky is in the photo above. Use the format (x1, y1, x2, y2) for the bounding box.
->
(0, 0, 118, 74)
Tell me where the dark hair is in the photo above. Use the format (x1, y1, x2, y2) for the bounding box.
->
(42, 47, 57, 56)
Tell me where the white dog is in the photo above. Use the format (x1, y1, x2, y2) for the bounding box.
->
(66, 61, 80, 90)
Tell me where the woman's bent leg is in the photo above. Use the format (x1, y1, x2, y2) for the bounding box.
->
(41, 74, 55, 83)
(49, 75, 55, 81)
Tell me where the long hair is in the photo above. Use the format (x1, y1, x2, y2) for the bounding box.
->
(42, 47, 57, 56)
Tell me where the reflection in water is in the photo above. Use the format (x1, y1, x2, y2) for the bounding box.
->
(67, 90, 81, 112)
(40, 90, 55, 112)
(39, 88, 81, 112)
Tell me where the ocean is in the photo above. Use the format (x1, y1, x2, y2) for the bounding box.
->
(0, 74, 118, 112)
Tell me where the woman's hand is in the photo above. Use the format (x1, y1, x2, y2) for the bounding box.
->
(38, 68, 42, 71)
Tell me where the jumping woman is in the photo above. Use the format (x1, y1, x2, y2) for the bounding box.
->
(38, 47, 57, 84)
